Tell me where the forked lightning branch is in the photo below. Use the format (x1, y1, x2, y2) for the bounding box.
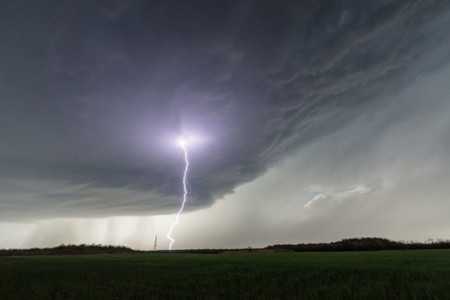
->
(166, 137, 190, 250)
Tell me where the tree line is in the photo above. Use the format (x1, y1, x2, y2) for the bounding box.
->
(1, 237, 450, 256)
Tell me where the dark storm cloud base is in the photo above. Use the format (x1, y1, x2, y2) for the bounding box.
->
(1, 0, 450, 219)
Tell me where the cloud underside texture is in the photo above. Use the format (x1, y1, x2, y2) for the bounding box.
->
(1, 0, 450, 220)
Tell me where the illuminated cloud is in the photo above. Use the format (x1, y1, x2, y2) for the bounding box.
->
(1, 0, 450, 225)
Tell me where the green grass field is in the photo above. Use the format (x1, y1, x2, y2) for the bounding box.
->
(1, 250, 450, 299)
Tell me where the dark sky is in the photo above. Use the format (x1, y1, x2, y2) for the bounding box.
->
(2, 0, 450, 249)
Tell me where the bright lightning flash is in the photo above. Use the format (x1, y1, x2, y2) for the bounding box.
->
(166, 137, 190, 250)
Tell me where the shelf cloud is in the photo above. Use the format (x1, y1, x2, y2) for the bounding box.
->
(1, 0, 450, 222)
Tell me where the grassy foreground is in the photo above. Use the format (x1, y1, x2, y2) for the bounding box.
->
(1, 250, 450, 299)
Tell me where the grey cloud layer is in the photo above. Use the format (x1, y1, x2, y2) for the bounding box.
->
(1, 0, 450, 220)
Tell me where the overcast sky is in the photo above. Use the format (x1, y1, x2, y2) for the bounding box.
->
(1, 0, 450, 250)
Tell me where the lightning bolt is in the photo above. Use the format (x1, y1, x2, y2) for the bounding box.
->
(166, 139, 190, 250)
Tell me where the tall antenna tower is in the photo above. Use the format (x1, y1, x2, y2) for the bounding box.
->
(153, 234, 158, 251)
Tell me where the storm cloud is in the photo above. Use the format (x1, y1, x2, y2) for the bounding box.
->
(2, 0, 450, 221)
